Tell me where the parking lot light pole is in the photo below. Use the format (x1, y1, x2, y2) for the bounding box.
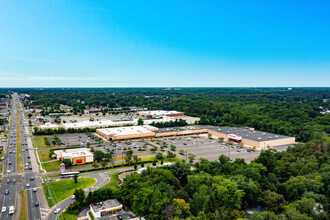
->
(229, 144, 231, 159)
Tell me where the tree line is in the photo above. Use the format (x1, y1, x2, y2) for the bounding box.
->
(15, 88, 329, 142)
(64, 139, 329, 219)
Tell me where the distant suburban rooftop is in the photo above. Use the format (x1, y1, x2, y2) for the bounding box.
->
(62, 119, 135, 129)
(97, 125, 158, 137)
(207, 126, 291, 142)
(138, 110, 183, 115)
(91, 199, 122, 213)
(156, 126, 204, 133)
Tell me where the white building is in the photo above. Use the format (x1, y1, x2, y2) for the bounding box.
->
(90, 199, 123, 218)
(54, 148, 94, 165)
(137, 110, 184, 118)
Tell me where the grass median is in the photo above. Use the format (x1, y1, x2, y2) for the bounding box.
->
(20, 190, 27, 220)
(42, 177, 96, 207)
(16, 106, 23, 173)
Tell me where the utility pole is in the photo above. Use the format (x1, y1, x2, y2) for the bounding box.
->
(229, 144, 231, 159)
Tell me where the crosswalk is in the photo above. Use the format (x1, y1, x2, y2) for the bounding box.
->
(40, 207, 50, 219)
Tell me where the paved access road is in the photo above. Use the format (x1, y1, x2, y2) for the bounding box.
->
(0, 93, 42, 220)
(45, 167, 133, 220)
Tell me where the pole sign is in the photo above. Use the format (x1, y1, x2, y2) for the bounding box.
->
(60, 163, 65, 173)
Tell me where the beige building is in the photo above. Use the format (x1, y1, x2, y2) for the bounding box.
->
(207, 126, 295, 150)
(96, 125, 208, 141)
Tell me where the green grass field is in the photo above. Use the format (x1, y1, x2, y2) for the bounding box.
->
(41, 160, 61, 172)
(37, 150, 52, 162)
(100, 172, 120, 190)
(58, 212, 78, 220)
(32, 135, 66, 149)
(42, 177, 96, 207)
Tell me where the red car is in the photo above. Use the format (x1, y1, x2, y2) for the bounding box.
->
(29, 166, 32, 170)
(6, 179, 9, 183)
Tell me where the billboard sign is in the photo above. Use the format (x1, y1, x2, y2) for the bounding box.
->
(60, 163, 65, 173)
(228, 134, 242, 141)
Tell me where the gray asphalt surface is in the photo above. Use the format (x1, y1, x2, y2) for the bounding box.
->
(0, 93, 41, 220)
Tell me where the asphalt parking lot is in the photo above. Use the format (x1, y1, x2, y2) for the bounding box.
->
(107, 141, 154, 157)
(152, 137, 290, 163)
(50, 133, 155, 157)
(49, 133, 97, 147)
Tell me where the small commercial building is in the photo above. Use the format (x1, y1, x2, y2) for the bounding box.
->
(54, 148, 94, 165)
(137, 110, 184, 118)
(90, 199, 123, 218)
(84, 109, 102, 114)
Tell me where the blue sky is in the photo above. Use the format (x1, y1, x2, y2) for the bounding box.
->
(0, 0, 329, 87)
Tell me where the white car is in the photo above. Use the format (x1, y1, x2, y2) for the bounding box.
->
(54, 208, 61, 214)
(33, 188, 37, 192)
(1, 207, 6, 213)
(26, 183, 30, 188)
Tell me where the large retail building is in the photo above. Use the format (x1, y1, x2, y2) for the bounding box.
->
(206, 126, 295, 149)
(96, 125, 295, 149)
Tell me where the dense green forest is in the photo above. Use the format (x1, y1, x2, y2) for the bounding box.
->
(118, 140, 329, 219)
(66, 139, 329, 219)
(12, 88, 329, 142)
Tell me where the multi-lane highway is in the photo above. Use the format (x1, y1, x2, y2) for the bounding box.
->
(1, 93, 133, 219)
(0, 93, 41, 220)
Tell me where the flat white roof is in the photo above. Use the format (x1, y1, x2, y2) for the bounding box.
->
(62, 119, 136, 129)
(39, 123, 60, 129)
(54, 148, 93, 158)
(97, 125, 158, 137)
(39, 117, 175, 130)
(138, 110, 183, 116)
